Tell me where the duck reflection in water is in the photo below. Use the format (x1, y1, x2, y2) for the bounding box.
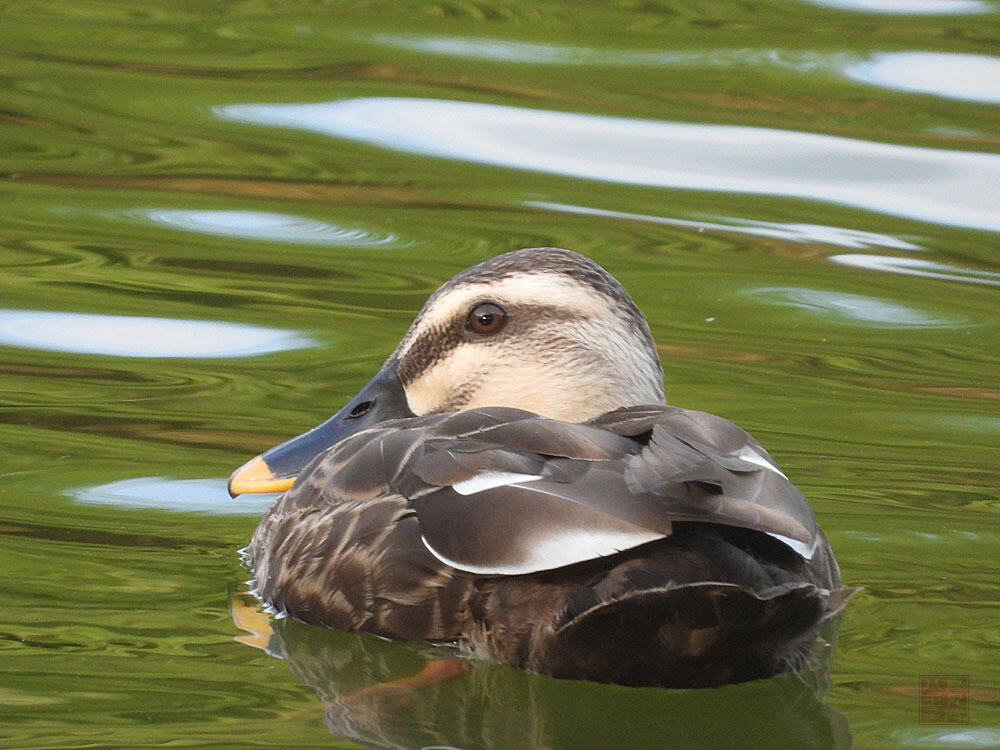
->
(232, 588, 852, 749)
(229, 248, 855, 694)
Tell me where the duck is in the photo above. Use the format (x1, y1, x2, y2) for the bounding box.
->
(229, 247, 853, 689)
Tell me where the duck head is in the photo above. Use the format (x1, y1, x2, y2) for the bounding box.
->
(229, 247, 664, 496)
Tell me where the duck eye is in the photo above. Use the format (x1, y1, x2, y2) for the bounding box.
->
(347, 400, 373, 419)
(466, 302, 507, 335)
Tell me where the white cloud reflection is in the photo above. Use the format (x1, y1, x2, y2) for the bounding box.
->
(369, 35, 1000, 108)
(746, 287, 967, 327)
(370, 34, 765, 67)
(843, 52, 1000, 104)
(799, 0, 990, 13)
(142, 209, 398, 246)
(216, 97, 1000, 232)
(0, 309, 315, 358)
(830, 254, 1000, 286)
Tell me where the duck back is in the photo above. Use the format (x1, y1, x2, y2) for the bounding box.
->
(247, 405, 851, 687)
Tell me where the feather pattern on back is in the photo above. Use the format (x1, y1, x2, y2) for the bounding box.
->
(247, 405, 849, 685)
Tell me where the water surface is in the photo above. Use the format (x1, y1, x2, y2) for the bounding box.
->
(217, 97, 1000, 230)
(2, 1, 999, 748)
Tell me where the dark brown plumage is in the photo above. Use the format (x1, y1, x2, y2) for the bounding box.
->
(247, 406, 848, 687)
(234, 248, 853, 688)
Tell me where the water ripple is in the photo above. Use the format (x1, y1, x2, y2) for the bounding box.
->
(527, 201, 920, 250)
(369, 34, 779, 67)
(745, 287, 968, 327)
(0, 309, 315, 358)
(216, 97, 1000, 232)
(139, 209, 398, 247)
(889, 727, 1000, 748)
(830, 255, 1000, 286)
(799, 0, 990, 13)
(367, 35, 1000, 109)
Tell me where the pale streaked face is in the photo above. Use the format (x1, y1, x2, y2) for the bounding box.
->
(389, 255, 665, 422)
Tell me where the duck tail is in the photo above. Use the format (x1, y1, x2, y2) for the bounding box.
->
(544, 581, 848, 688)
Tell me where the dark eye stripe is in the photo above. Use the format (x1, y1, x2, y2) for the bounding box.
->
(397, 317, 465, 385)
(397, 303, 582, 385)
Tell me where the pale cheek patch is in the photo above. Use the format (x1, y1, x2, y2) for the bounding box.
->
(459, 371, 618, 422)
(403, 345, 489, 415)
(405, 341, 635, 422)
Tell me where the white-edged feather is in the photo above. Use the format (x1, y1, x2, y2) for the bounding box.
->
(766, 531, 818, 560)
(421, 525, 665, 575)
(452, 471, 544, 496)
(734, 445, 788, 480)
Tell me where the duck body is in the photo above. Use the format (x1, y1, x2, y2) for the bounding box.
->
(232, 248, 851, 688)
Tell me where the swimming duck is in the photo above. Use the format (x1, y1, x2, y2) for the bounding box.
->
(229, 247, 852, 688)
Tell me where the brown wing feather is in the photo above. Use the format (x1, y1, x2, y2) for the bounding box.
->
(247, 457, 473, 640)
(247, 404, 836, 652)
(402, 407, 821, 570)
(465, 521, 847, 686)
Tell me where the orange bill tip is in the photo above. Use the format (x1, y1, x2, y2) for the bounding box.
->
(228, 456, 295, 497)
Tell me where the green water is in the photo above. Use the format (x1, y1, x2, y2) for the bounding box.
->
(2, 1, 999, 748)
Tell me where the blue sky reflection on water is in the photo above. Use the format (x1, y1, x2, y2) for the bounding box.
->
(216, 98, 1000, 232)
(67, 477, 276, 515)
(0, 309, 316, 358)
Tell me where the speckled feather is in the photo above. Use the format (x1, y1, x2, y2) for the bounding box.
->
(247, 405, 847, 686)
